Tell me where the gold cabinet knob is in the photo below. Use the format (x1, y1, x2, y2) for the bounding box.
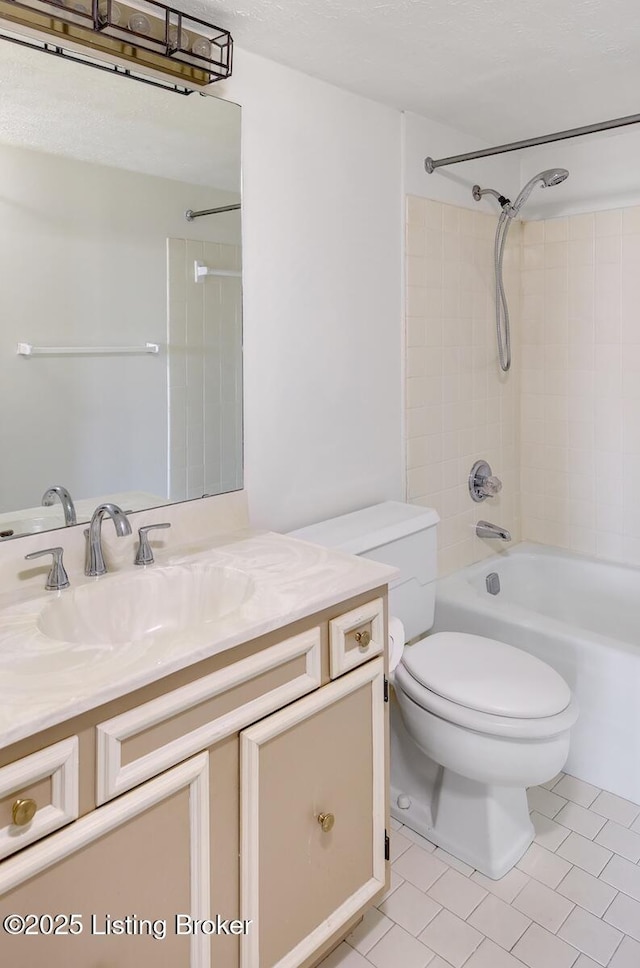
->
(354, 629, 371, 650)
(12, 798, 37, 827)
(318, 812, 335, 833)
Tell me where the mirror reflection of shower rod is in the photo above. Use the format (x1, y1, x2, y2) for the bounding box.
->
(424, 109, 640, 171)
(185, 203, 241, 221)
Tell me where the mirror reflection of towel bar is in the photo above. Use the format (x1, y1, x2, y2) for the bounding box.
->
(194, 261, 242, 282)
(17, 342, 160, 357)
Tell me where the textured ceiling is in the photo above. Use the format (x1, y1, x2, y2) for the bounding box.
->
(194, 0, 640, 142)
(0, 41, 241, 190)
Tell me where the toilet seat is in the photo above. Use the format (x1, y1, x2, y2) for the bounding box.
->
(395, 632, 578, 739)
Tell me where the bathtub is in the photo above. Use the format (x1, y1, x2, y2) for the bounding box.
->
(433, 542, 640, 804)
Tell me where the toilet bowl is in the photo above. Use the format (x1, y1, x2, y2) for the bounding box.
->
(390, 631, 578, 878)
(290, 501, 578, 880)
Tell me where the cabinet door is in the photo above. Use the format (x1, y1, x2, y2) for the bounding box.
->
(241, 658, 386, 968)
(0, 753, 210, 968)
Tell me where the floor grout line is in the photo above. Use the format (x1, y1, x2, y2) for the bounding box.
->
(323, 773, 640, 968)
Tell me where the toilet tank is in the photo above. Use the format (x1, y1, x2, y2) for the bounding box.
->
(289, 502, 439, 642)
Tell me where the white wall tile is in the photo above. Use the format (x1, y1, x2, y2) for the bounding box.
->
(405, 195, 521, 575)
(522, 205, 640, 564)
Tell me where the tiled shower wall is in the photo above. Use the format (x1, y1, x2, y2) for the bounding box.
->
(521, 207, 640, 564)
(405, 197, 521, 575)
(168, 238, 243, 502)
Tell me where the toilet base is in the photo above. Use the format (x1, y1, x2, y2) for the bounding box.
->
(391, 769, 534, 879)
(390, 692, 535, 879)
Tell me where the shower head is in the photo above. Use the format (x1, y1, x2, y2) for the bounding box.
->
(541, 168, 570, 187)
(509, 168, 569, 217)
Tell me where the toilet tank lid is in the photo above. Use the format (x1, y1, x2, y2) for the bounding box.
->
(289, 502, 439, 555)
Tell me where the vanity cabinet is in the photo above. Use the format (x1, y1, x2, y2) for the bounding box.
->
(0, 587, 389, 968)
(241, 658, 386, 968)
(0, 754, 209, 967)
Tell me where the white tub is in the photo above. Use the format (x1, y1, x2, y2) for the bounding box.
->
(434, 542, 640, 803)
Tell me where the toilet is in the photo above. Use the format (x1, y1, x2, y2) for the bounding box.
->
(291, 501, 578, 879)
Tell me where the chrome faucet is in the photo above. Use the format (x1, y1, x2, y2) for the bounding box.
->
(42, 485, 77, 526)
(476, 520, 512, 542)
(85, 503, 132, 577)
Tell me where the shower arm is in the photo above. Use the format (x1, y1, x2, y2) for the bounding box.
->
(472, 185, 511, 208)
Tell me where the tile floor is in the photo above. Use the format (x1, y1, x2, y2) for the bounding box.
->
(318, 773, 640, 968)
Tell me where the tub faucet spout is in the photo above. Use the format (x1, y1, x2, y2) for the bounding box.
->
(476, 520, 511, 541)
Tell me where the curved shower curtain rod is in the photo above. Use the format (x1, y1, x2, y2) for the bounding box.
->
(424, 110, 640, 172)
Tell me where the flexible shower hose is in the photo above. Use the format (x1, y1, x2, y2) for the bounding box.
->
(494, 210, 513, 372)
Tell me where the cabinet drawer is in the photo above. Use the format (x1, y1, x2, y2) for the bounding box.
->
(0, 738, 78, 860)
(97, 628, 322, 804)
(329, 598, 384, 678)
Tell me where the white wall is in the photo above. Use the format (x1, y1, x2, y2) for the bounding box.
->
(219, 50, 404, 531)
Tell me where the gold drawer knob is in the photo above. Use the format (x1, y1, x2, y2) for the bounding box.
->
(318, 812, 335, 833)
(12, 798, 37, 827)
(354, 629, 371, 649)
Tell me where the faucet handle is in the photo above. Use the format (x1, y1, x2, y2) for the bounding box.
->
(134, 523, 171, 566)
(25, 547, 70, 591)
(469, 460, 503, 502)
(481, 475, 503, 497)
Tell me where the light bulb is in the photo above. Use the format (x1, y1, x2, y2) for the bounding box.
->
(168, 27, 189, 50)
(98, 1, 121, 24)
(128, 12, 151, 34)
(191, 37, 210, 58)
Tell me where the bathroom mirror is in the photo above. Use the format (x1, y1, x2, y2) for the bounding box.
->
(0, 38, 242, 539)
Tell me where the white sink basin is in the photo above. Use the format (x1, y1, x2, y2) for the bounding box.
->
(38, 561, 255, 647)
(0, 561, 256, 689)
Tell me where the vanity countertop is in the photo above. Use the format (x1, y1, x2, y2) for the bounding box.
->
(0, 530, 396, 751)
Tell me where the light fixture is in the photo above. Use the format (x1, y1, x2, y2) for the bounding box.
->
(0, 0, 233, 93)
